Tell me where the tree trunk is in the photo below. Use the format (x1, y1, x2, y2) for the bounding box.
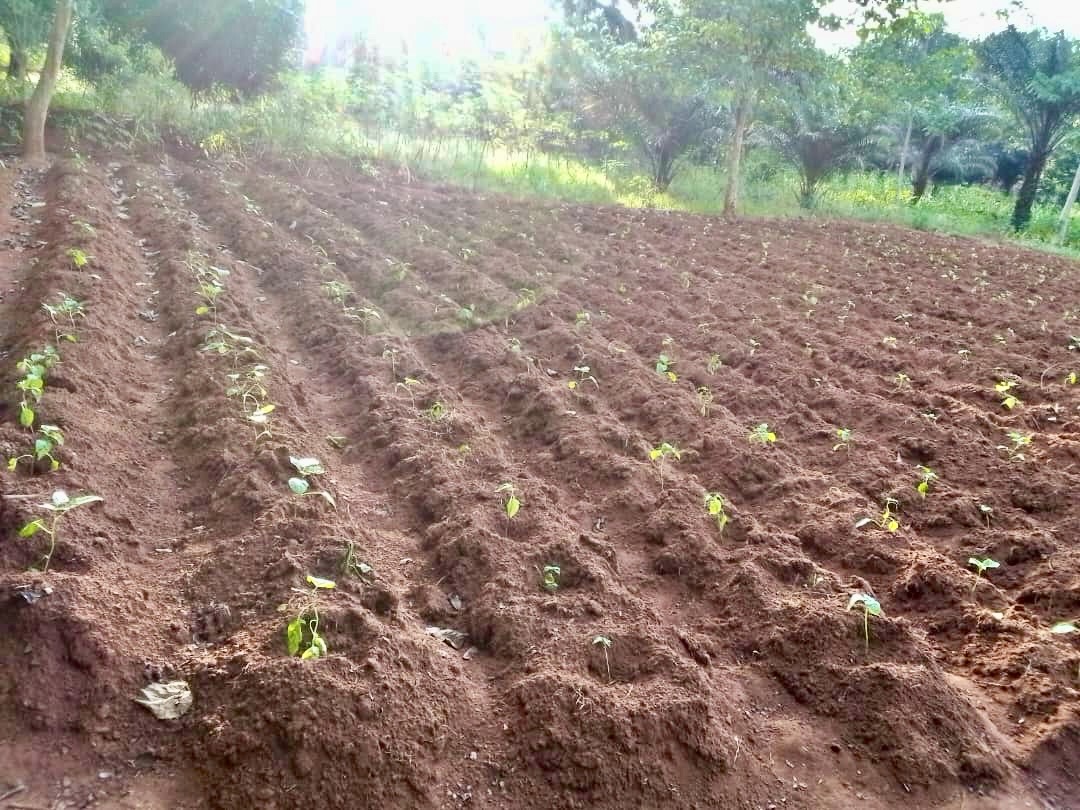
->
(7, 42, 26, 81)
(1011, 146, 1049, 231)
(22, 0, 74, 164)
(911, 135, 942, 202)
(722, 94, 752, 217)
(1057, 161, 1080, 245)
(897, 115, 913, 198)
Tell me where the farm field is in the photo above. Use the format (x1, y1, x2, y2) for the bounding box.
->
(1, 152, 1079, 810)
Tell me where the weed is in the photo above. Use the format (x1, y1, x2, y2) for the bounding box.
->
(288, 456, 336, 508)
(916, 465, 937, 498)
(8, 424, 64, 473)
(18, 489, 103, 573)
(847, 592, 883, 652)
(696, 386, 713, 416)
(856, 497, 900, 532)
(748, 423, 777, 445)
(541, 564, 560, 592)
(495, 482, 521, 534)
(66, 248, 91, 268)
(342, 541, 374, 581)
(648, 442, 681, 491)
(997, 431, 1032, 462)
(968, 557, 1000, 597)
(995, 379, 1021, 410)
(655, 353, 677, 382)
(286, 574, 335, 660)
(592, 635, 613, 681)
(704, 492, 729, 534)
(833, 428, 852, 452)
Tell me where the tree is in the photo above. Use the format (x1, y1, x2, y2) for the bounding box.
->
(978, 27, 1080, 229)
(22, 0, 73, 163)
(908, 104, 999, 201)
(1, 0, 54, 82)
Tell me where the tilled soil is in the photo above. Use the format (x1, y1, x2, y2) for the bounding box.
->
(1, 151, 1079, 810)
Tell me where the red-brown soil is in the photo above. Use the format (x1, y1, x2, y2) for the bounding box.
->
(1, 148, 1079, 810)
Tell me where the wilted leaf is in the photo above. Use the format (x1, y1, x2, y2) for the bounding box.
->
(306, 575, 336, 590)
(134, 680, 193, 720)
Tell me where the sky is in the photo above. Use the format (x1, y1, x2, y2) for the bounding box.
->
(304, 0, 1080, 63)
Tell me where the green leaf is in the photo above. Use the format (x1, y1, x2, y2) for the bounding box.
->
(306, 575, 336, 590)
(49, 458, 60, 471)
(917, 481, 928, 496)
(50, 490, 70, 507)
(6, 457, 17, 471)
(300, 645, 319, 660)
(195, 305, 210, 315)
(19, 520, 44, 537)
(885, 519, 899, 532)
(505, 495, 520, 520)
(286, 617, 303, 655)
(19, 405, 35, 428)
(1050, 621, 1077, 635)
(289, 456, 325, 476)
(34, 438, 52, 458)
(847, 593, 882, 616)
(288, 477, 309, 495)
(61, 494, 103, 511)
(258, 404, 275, 414)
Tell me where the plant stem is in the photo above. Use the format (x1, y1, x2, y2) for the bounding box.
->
(863, 609, 869, 652)
(603, 648, 611, 681)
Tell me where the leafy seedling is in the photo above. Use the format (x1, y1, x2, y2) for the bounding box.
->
(516, 288, 537, 310)
(495, 482, 521, 535)
(343, 304, 382, 335)
(655, 353, 677, 382)
(1066, 371, 1078, 386)
(916, 465, 937, 498)
(997, 431, 1032, 462)
(423, 400, 448, 422)
(15, 345, 60, 428)
(706, 353, 722, 374)
(456, 304, 476, 325)
(395, 376, 422, 407)
(833, 428, 852, 452)
(42, 293, 85, 342)
(567, 365, 599, 390)
(541, 564, 560, 592)
(856, 497, 900, 532)
(893, 372, 911, 391)
(847, 592, 883, 652)
(704, 492, 729, 534)
(748, 423, 777, 445)
(342, 541, 374, 582)
(995, 379, 1021, 410)
(979, 503, 993, 529)
(696, 386, 713, 417)
(592, 635, 612, 681)
(968, 557, 1000, 597)
(648, 442, 681, 491)
(286, 574, 335, 660)
(66, 248, 91, 268)
(8, 424, 64, 473)
(288, 456, 336, 508)
(19, 489, 103, 573)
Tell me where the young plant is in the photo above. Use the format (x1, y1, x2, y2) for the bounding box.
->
(915, 465, 937, 498)
(15, 345, 61, 428)
(286, 575, 336, 660)
(515, 288, 537, 310)
(201, 326, 259, 363)
(287, 456, 336, 508)
(748, 423, 777, 445)
(833, 428, 852, 452)
(893, 372, 911, 391)
(495, 482, 521, 535)
(541, 564, 561, 592)
(847, 593, 883, 652)
(856, 497, 900, 532)
(422, 400, 448, 422)
(979, 503, 993, 529)
(655, 353, 677, 382)
(567, 365, 599, 390)
(704, 492, 729, 534)
(997, 431, 1032, 462)
(341, 541, 374, 582)
(18, 489, 103, 573)
(41, 293, 85, 342)
(706, 353, 722, 374)
(1066, 371, 1078, 386)
(343, 304, 382, 335)
(648, 442, 681, 491)
(968, 557, 1000, 597)
(994, 379, 1021, 410)
(592, 635, 613, 681)
(696, 386, 713, 417)
(66, 247, 91, 268)
(8, 424, 64, 472)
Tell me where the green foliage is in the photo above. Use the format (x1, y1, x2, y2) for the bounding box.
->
(847, 592, 883, 651)
(286, 574, 335, 660)
(856, 497, 900, 532)
(748, 423, 777, 444)
(997, 430, 1032, 462)
(915, 465, 937, 498)
(704, 492, 729, 534)
(654, 353, 677, 381)
(18, 489, 103, 573)
(648, 441, 681, 491)
(541, 564, 561, 592)
(968, 556, 1000, 596)
(833, 427, 852, 452)
(287, 456, 336, 508)
(8, 423, 64, 473)
(495, 482, 521, 533)
(994, 378, 1022, 410)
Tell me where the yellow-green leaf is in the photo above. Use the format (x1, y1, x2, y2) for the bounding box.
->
(506, 495, 520, 519)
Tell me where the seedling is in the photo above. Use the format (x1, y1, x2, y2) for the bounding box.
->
(696, 386, 713, 417)
(592, 635, 612, 681)
(541, 564, 560, 592)
(456, 304, 475, 325)
(343, 304, 381, 335)
(422, 400, 448, 422)
(288, 456, 336, 508)
(65, 248, 91, 268)
(1066, 371, 1078, 385)
(574, 311, 591, 328)
(515, 288, 537, 310)
(322, 280, 351, 306)
(994, 379, 1021, 410)
(748, 423, 777, 445)
(893, 372, 911, 391)
(495, 482, 521, 534)
(833, 428, 852, 452)
(15, 345, 60, 428)
(916, 465, 937, 498)
(8, 424, 64, 472)
(201, 326, 259, 363)
(847, 592, 883, 652)
(856, 497, 900, 532)
(968, 557, 1000, 597)
(342, 541, 374, 582)
(395, 376, 422, 407)
(41, 293, 85, 342)
(704, 492, 729, 534)
(567, 365, 599, 390)
(18, 489, 103, 573)
(979, 503, 993, 529)
(286, 574, 335, 660)
(706, 354, 722, 374)
(997, 431, 1032, 462)
(655, 353, 677, 382)
(648, 442, 681, 491)
(1068, 336, 1080, 352)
